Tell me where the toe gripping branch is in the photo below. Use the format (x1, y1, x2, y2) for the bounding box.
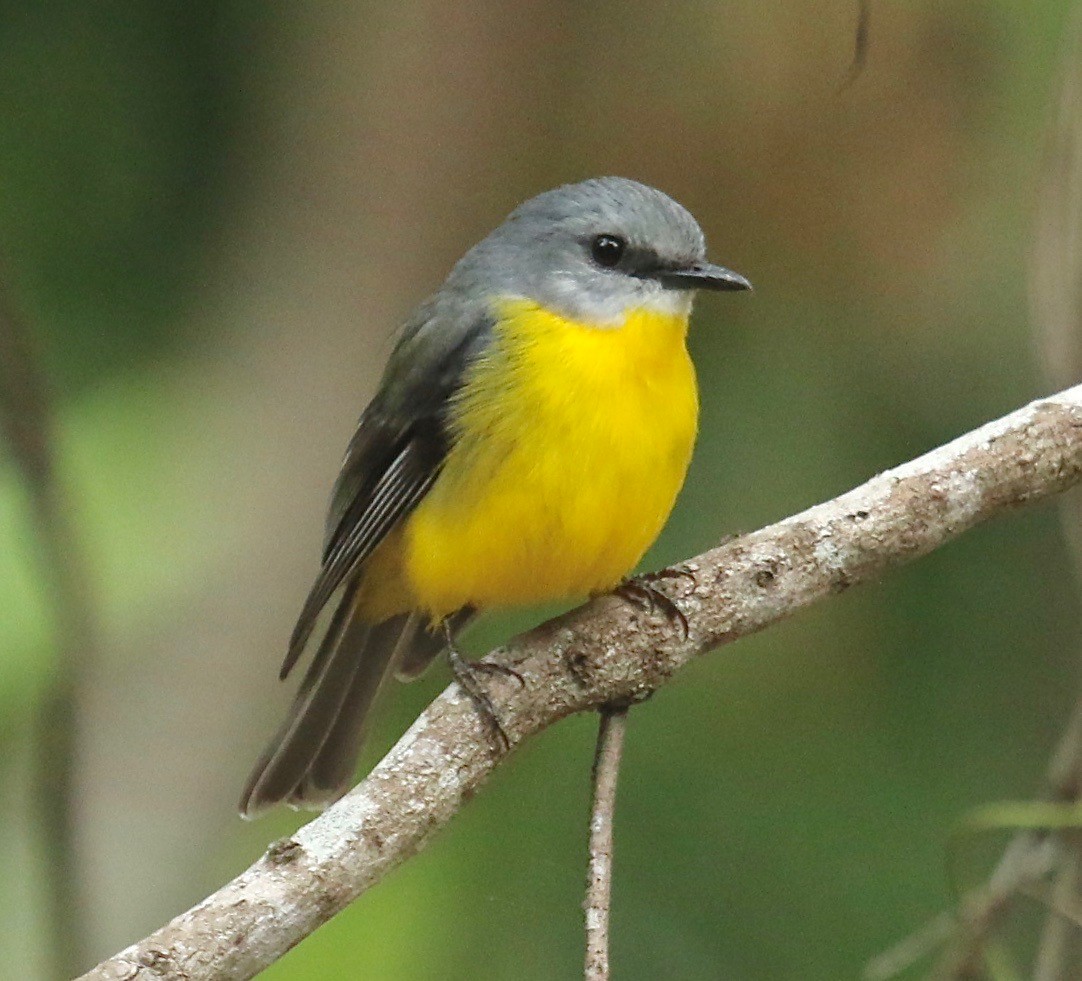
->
(443, 565, 693, 751)
(443, 620, 524, 752)
(614, 566, 695, 640)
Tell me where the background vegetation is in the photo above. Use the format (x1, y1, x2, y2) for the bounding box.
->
(0, 1, 1078, 977)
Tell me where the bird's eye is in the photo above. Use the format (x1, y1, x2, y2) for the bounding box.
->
(590, 234, 626, 268)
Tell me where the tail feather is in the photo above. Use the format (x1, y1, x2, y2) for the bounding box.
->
(240, 592, 370, 816)
(240, 598, 472, 817)
(394, 607, 475, 681)
(290, 616, 411, 803)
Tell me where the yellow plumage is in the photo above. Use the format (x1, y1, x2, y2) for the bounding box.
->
(358, 298, 699, 621)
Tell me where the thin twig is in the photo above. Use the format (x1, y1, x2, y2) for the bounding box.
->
(929, 835, 1058, 979)
(879, 705, 1082, 978)
(584, 706, 628, 981)
(80, 383, 1082, 981)
(864, 911, 958, 981)
(1022, 878, 1082, 932)
(868, 833, 1057, 979)
(1030, 691, 1082, 979)
(0, 274, 95, 977)
(873, 704, 1082, 978)
(1032, 854, 1082, 980)
(1031, 717, 1082, 979)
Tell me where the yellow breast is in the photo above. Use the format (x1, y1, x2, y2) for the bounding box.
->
(383, 298, 699, 619)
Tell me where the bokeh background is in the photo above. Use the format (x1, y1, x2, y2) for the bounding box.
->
(1, 1, 1079, 978)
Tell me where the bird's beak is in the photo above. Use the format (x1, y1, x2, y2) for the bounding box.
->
(657, 262, 752, 293)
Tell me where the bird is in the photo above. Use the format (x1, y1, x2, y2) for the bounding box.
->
(239, 176, 751, 817)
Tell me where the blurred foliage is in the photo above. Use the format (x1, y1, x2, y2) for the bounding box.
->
(1, 1, 1081, 978)
(0, 0, 245, 388)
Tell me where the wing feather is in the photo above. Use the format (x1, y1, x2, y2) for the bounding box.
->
(281, 435, 439, 678)
(280, 307, 493, 680)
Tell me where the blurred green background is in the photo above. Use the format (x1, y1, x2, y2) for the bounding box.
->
(0, 1, 1079, 977)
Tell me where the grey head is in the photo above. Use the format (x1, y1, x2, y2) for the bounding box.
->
(443, 176, 751, 326)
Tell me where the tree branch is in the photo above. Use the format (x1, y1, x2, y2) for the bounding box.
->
(81, 383, 1082, 981)
(584, 706, 629, 981)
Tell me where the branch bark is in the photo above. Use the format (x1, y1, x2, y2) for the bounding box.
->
(81, 383, 1082, 981)
(584, 707, 628, 981)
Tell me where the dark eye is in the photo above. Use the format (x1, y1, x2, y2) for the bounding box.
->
(590, 234, 626, 268)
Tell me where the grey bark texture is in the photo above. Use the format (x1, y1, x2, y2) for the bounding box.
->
(583, 707, 628, 981)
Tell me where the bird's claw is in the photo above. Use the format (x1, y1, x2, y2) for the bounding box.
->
(615, 570, 692, 640)
(447, 646, 515, 752)
(465, 658, 526, 688)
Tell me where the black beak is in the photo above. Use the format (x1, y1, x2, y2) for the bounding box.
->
(657, 262, 752, 293)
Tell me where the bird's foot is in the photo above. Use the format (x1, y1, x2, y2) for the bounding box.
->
(445, 639, 521, 752)
(615, 567, 694, 640)
(463, 657, 526, 687)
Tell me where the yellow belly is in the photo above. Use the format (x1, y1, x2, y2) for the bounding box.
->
(361, 298, 698, 620)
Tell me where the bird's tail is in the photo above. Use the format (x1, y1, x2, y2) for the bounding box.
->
(240, 589, 429, 817)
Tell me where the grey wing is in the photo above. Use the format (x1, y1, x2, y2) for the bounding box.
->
(240, 303, 492, 816)
(280, 303, 492, 679)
